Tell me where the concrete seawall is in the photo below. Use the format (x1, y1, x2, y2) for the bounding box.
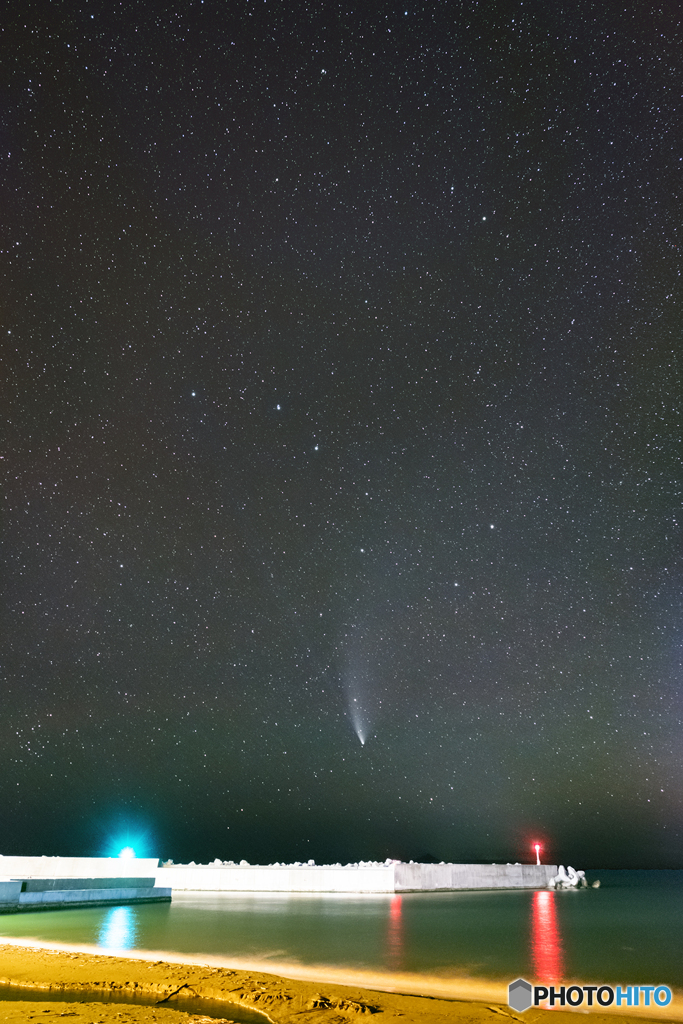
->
(0, 857, 557, 894)
(394, 862, 556, 890)
(156, 862, 557, 892)
(157, 863, 396, 892)
(0, 856, 160, 878)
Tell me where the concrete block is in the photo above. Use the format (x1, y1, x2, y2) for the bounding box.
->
(0, 880, 21, 911)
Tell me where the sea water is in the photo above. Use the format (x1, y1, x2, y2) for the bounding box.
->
(0, 870, 681, 990)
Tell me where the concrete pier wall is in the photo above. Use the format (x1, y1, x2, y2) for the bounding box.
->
(394, 863, 556, 890)
(0, 856, 160, 878)
(155, 862, 557, 892)
(0, 857, 557, 894)
(156, 863, 396, 893)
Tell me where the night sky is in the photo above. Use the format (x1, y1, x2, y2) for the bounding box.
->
(2, 0, 681, 870)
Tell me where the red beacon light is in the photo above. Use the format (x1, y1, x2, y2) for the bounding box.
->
(533, 843, 542, 865)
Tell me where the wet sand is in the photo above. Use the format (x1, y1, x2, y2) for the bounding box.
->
(0, 941, 680, 1024)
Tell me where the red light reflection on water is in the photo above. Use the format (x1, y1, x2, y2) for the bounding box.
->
(386, 894, 404, 970)
(531, 890, 564, 982)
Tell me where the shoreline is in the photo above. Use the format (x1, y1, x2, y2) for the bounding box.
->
(0, 939, 682, 1024)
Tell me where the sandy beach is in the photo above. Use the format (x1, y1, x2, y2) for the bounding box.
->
(0, 941, 681, 1024)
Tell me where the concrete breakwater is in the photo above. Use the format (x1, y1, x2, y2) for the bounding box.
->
(156, 861, 557, 892)
(0, 875, 171, 914)
(0, 856, 556, 894)
(0, 857, 161, 878)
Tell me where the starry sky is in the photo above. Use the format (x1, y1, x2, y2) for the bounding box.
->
(1, 0, 681, 869)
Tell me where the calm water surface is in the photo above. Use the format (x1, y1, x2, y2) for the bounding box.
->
(1, 870, 681, 988)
